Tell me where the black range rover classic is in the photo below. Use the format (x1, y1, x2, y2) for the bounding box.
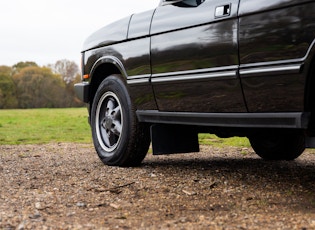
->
(75, 0, 315, 166)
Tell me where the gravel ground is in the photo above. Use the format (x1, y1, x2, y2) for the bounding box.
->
(1, 143, 315, 229)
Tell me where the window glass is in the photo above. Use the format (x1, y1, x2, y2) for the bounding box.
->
(174, 0, 205, 7)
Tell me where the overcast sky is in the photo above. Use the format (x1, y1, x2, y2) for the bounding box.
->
(0, 0, 160, 67)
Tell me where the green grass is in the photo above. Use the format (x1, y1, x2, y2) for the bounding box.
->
(0, 108, 91, 145)
(0, 108, 250, 147)
(199, 133, 250, 148)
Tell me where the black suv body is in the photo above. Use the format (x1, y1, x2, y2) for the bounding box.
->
(75, 0, 315, 166)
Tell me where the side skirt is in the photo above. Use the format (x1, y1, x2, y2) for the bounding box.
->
(138, 110, 310, 129)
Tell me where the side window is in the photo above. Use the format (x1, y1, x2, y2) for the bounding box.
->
(175, 0, 205, 7)
(161, 0, 205, 7)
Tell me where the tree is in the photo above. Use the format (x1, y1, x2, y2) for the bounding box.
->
(0, 61, 84, 109)
(48, 59, 84, 107)
(0, 66, 18, 108)
(49, 59, 79, 84)
(65, 73, 85, 107)
(12, 66, 66, 108)
(12, 61, 38, 75)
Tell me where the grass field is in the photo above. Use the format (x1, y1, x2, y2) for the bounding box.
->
(0, 108, 250, 147)
(0, 108, 91, 145)
(199, 133, 250, 148)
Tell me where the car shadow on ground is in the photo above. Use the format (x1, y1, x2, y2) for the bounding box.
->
(141, 151, 315, 212)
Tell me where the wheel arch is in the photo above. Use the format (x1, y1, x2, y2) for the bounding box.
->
(304, 40, 315, 134)
(88, 56, 128, 109)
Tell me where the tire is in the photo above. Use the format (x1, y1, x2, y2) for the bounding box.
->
(248, 130, 305, 161)
(91, 75, 150, 166)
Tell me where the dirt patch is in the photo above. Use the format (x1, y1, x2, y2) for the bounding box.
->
(1, 143, 315, 229)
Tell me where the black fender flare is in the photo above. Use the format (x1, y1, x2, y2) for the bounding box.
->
(89, 55, 128, 80)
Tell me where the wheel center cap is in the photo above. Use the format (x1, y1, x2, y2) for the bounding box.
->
(104, 116, 113, 130)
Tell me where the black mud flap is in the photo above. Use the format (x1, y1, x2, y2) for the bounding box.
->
(306, 136, 315, 148)
(150, 124, 200, 155)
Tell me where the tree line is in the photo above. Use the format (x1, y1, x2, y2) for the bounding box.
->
(0, 60, 84, 109)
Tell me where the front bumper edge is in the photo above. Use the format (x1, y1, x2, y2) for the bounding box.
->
(74, 82, 90, 103)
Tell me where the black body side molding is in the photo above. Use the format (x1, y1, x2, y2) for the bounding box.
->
(138, 111, 310, 129)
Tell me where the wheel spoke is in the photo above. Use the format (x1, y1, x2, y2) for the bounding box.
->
(112, 106, 121, 119)
(106, 99, 115, 116)
(100, 125, 111, 147)
(107, 99, 115, 110)
(111, 120, 122, 136)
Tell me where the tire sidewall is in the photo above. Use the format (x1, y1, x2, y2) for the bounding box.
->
(91, 75, 133, 165)
(249, 130, 305, 160)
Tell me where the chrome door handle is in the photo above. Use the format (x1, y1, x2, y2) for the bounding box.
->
(215, 4, 231, 18)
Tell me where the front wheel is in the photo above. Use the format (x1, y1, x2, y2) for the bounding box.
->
(91, 75, 150, 166)
(248, 130, 305, 161)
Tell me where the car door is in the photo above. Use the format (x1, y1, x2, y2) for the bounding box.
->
(150, 0, 246, 113)
(239, 0, 315, 112)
